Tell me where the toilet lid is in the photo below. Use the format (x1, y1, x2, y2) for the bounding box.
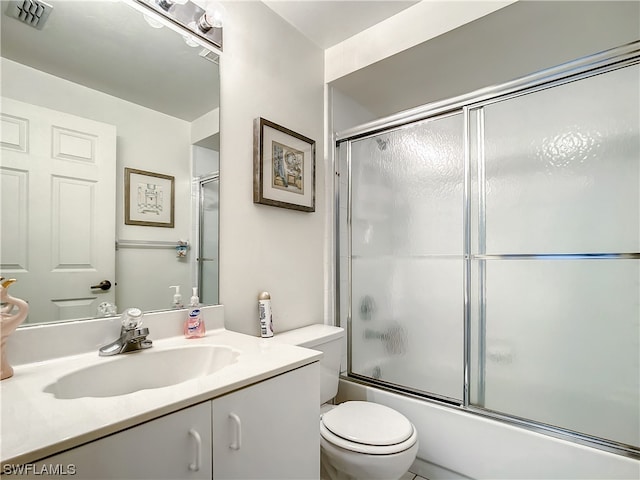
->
(321, 401, 413, 446)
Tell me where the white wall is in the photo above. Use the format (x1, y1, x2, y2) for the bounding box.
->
(218, 2, 325, 335)
(330, 88, 376, 134)
(1, 58, 192, 313)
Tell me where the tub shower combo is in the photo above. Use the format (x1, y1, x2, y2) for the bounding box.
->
(336, 42, 640, 457)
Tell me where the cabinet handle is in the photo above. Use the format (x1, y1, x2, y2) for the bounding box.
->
(228, 413, 242, 450)
(188, 428, 202, 472)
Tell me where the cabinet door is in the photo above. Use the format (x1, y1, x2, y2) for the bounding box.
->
(34, 402, 212, 479)
(213, 363, 320, 480)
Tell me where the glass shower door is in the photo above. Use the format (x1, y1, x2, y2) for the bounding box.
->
(338, 44, 639, 454)
(348, 113, 465, 402)
(198, 175, 219, 305)
(469, 63, 640, 447)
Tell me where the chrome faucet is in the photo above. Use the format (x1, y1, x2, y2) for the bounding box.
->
(99, 308, 152, 356)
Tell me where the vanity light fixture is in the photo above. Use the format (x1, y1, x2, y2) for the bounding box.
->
(195, 2, 225, 33)
(156, 0, 189, 12)
(128, 0, 223, 51)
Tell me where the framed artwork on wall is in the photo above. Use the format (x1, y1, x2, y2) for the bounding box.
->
(124, 168, 175, 227)
(253, 117, 316, 212)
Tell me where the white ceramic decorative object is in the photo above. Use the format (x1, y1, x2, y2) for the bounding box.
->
(1, 278, 29, 380)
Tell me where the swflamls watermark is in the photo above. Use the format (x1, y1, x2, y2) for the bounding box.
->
(2, 463, 77, 476)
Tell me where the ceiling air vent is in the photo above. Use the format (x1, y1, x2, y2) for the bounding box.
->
(199, 49, 220, 65)
(5, 0, 53, 30)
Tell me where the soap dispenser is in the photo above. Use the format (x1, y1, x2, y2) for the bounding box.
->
(170, 285, 183, 309)
(184, 287, 205, 338)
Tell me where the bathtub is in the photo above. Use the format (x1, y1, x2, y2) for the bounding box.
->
(354, 356, 639, 449)
(336, 376, 640, 479)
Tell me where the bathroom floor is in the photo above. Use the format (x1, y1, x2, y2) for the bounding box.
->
(402, 471, 429, 480)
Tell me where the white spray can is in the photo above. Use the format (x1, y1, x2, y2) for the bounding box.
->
(258, 291, 273, 338)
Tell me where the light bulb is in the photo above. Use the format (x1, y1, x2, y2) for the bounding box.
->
(196, 1, 225, 32)
(206, 3, 224, 28)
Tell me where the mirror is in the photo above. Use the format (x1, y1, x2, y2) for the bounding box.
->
(0, 0, 220, 325)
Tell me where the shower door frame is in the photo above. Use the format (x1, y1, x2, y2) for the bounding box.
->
(196, 172, 220, 304)
(335, 41, 640, 459)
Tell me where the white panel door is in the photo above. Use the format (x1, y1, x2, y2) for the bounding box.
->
(0, 97, 116, 323)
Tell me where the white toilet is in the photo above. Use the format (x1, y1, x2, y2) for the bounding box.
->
(274, 324, 418, 480)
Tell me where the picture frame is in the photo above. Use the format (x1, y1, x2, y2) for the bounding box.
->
(124, 168, 175, 228)
(253, 117, 316, 212)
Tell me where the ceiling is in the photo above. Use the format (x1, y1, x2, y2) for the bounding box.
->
(263, 1, 419, 49)
(0, 0, 417, 121)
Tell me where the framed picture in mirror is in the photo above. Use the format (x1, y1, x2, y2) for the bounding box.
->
(125, 168, 175, 227)
(253, 117, 316, 212)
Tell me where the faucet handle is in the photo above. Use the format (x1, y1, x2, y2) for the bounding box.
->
(121, 308, 143, 330)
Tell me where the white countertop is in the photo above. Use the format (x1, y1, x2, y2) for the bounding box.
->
(0, 328, 321, 466)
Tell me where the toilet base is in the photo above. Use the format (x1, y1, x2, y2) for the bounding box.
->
(320, 436, 418, 480)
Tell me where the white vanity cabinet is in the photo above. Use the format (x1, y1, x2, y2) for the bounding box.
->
(30, 362, 320, 480)
(212, 363, 320, 479)
(34, 401, 212, 479)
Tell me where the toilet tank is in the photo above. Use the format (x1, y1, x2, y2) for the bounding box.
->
(273, 324, 344, 404)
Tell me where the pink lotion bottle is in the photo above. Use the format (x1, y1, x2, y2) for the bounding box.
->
(184, 287, 205, 338)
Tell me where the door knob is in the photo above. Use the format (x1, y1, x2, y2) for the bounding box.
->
(90, 280, 112, 291)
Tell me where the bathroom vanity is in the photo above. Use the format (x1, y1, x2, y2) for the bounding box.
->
(0, 307, 322, 479)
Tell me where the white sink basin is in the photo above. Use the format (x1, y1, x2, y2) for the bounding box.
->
(44, 345, 240, 399)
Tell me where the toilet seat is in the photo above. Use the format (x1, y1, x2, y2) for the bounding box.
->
(320, 401, 417, 455)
